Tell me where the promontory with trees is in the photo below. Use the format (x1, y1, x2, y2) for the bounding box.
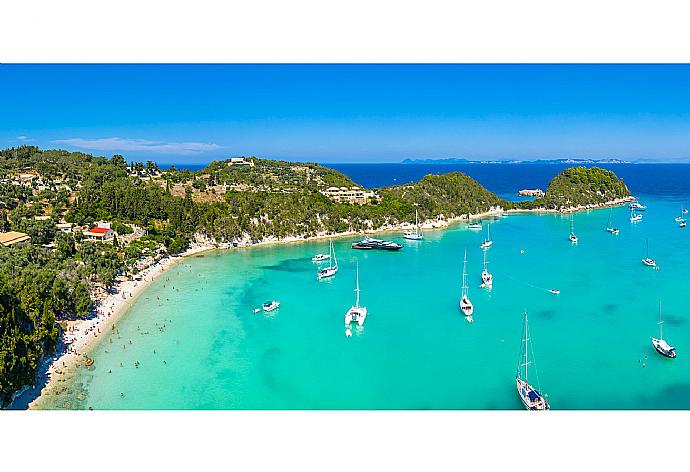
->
(0, 146, 630, 405)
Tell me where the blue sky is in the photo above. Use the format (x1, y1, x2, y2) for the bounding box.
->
(2, 64, 690, 163)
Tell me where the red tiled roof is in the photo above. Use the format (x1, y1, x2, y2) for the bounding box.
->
(88, 227, 111, 234)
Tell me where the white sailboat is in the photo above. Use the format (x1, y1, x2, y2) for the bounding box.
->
(403, 209, 424, 240)
(630, 208, 643, 222)
(652, 300, 676, 358)
(480, 248, 493, 289)
(642, 238, 657, 267)
(480, 223, 493, 249)
(344, 263, 367, 328)
(569, 215, 578, 243)
(605, 209, 620, 234)
(675, 205, 684, 222)
(516, 311, 550, 410)
(683, 201, 688, 215)
(317, 239, 338, 279)
(460, 249, 474, 321)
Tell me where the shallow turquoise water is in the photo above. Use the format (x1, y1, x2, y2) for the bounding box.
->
(50, 197, 690, 409)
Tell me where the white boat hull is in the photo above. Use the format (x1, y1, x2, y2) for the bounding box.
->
(345, 306, 367, 327)
(516, 377, 550, 410)
(460, 295, 474, 317)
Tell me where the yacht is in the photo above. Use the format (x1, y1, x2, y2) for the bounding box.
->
(351, 236, 403, 251)
(467, 222, 482, 230)
(262, 301, 280, 312)
(311, 253, 330, 263)
(317, 239, 338, 280)
(629, 202, 647, 211)
(516, 311, 550, 410)
(480, 223, 493, 249)
(630, 208, 643, 222)
(344, 263, 367, 328)
(480, 248, 493, 289)
(652, 301, 676, 358)
(459, 249, 474, 321)
(403, 210, 424, 240)
(605, 210, 620, 234)
(642, 239, 657, 267)
(569, 215, 578, 243)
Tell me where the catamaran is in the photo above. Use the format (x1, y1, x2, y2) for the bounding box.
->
(460, 249, 474, 321)
(317, 239, 338, 279)
(569, 215, 578, 243)
(403, 209, 424, 240)
(516, 311, 550, 411)
(344, 263, 367, 328)
(642, 239, 657, 267)
(652, 300, 676, 358)
(605, 210, 620, 234)
(480, 223, 493, 249)
(630, 208, 643, 222)
(480, 248, 493, 289)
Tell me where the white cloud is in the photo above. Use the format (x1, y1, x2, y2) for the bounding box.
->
(16, 135, 33, 141)
(53, 137, 222, 154)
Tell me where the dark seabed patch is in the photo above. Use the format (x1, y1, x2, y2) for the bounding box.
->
(260, 347, 282, 392)
(636, 382, 690, 409)
(603, 304, 618, 314)
(664, 314, 685, 326)
(536, 309, 556, 320)
(261, 258, 313, 273)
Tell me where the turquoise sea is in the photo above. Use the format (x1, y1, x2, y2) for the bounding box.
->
(44, 194, 690, 409)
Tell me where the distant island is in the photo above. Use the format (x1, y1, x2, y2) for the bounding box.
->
(401, 158, 632, 165)
(0, 145, 631, 407)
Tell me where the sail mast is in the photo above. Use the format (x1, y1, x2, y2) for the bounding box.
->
(483, 247, 488, 270)
(354, 263, 360, 308)
(331, 239, 337, 268)
(462, 249, 468, 296)
(659, 300, 663, 340)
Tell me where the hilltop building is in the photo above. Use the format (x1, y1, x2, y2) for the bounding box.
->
(84, 225, 114, 241)
(0, 231, 31, 247)
(321, 186, 379, 205)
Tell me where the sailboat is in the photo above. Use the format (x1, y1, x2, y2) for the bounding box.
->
(459, 249, 474, 321)
(674, 205, 685, 222)
(683, 201, 688, 215)
(480, 248, 493, 289)
(641, 238, 657, 267)
(569, 215, 578, 243)
(605, 209, 620, 234)
(630, 208, 643, 222)
(317, 239, 338, 279)
(516, 311, 550, 410)
(651, 300, 676, 358)
(344, 263, 367, 328)
(403, 209, 424, 240)
(480, 223, 493, 249)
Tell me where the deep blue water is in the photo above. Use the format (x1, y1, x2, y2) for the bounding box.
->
(328, 163, 690, 200)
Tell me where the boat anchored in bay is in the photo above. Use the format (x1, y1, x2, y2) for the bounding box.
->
(652, 300, 676, 358)
(403, 209, 424, 240)
(317, 239, 338, 280)
(480, 248, 493, 289)
(351, 236, 403, 251)
(642, 238, 657, 268)
(344, 263, 367, 330)
(606, 209, 620, 235)
(460, 249, 474, 322)
(480, 223, 493, 249)
(516, 311, 550, 410)
(569, 214, 578, 243)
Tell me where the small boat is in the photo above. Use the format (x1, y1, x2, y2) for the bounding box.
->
(681, 221, 687, 228)
(403, 209, 424, 240)
(345, 328, 352, 337)
(641, 239, 657, 267)
(459, 249, 474, 321)
(629, 202, 647, 211)
(480, 223, 493, 249)
(317, 239, 338, 279)
(262, 300, 280, 312)
(252, 308, 261, 314)
(344, 263, 367, 327)
(467, 222, 482, 230)
(516, 311, 550, 410)
(311, 253, 330, 262)
(652, 300, 676, 358)
(549, 289, 560, 295)
(683, 201, 688, 215)
(630, 208, 643, 222)
(569, 215, 578, 243)
(84, 356, 94, 367)
(605, 210, 620, 234)
(480, 248, 493, 289)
